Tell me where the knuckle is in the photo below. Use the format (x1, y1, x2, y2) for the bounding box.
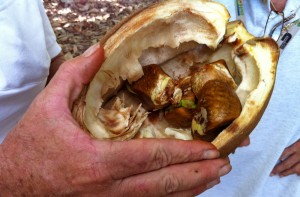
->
(154, 146, 171, 168)
(114, 179, 131, 197)
(163, 174, 181, 194)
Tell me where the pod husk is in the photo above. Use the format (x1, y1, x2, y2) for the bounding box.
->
(72, 0, 279, 157)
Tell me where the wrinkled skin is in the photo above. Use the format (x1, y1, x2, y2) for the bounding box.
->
(271, 139, 300, 177)
(0, 44, 232, 196)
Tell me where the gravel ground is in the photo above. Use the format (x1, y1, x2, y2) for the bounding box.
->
(43, 0, 160, 59)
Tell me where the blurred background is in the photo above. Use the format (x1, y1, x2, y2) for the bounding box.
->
(43, 0, 160, 59)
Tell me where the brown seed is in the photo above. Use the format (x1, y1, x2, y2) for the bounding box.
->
(196, 80, 242, 133)
(130, 64, 175, 110)
(191, 60, 237, 97)
(165, 107, 195, 128)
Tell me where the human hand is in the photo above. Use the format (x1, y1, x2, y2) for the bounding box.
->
(0, 43, 231, 196)
(271, 139, 300, 177)
(239, 137, 250, 147)
(230, 137, 250, 155)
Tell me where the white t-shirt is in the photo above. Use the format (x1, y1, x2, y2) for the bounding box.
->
(201, 0, 300, 197)
(0, 0, 61, 143)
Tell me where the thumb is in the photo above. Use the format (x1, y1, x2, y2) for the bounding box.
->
(48, 43, 105, 105)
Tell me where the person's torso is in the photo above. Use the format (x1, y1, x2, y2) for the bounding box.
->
(201, 0, 300, 196)
(0, 0, 60, 143)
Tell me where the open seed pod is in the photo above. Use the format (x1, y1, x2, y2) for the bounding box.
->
(72, 0, 279, 157)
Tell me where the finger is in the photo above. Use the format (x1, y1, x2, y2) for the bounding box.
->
(48, 43, 105, 104)
(279, 162, 300, 177)
(95, 139, 220, 179)
(239, 137, 250, 147)
(232, 137, 250, 154)
(118, 159, 230, 197)
(279, 140, 300, 161)
(165, 179, 220, 197)
(271, 153, 299, 175)
(279, 145, 296, 162)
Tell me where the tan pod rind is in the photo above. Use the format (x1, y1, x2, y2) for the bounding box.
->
(72, 0, 279, 157)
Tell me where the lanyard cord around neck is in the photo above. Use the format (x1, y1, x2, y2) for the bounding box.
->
(235, 0, 300, 53)
(235, 0, 246, 25)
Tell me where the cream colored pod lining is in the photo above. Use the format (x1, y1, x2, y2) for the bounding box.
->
(73, 0, 279, 157)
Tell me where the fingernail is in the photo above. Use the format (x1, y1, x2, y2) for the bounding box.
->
(82, 43, 100, 57)
(270, 173, 275, 177)
(280, 157, 287, 162)
(206, 179, 220, 189)
(219, 164, 232, 176)
(203, 150, 220, 159)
